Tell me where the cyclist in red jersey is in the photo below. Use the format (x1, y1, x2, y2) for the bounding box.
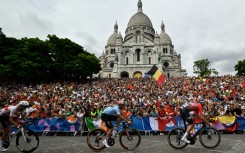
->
(179, 98, 210, 143)
(0, 101, 29, 152)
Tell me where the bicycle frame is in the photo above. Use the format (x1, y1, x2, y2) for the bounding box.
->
(116, 121, 130, 136)
(7, 121, 34, 143)
(97, 121, 130, 139)
(182, 117, 207, 140)
(94, 121, 131, 144)
(88, 120, 141, 150)
(189, 122, 206, 139)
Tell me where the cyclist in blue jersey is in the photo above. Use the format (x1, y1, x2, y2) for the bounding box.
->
(101, 100, 131, 148)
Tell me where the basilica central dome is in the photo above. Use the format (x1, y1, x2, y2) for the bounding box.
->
(127, 11, 153, 29)
(125, 0, 155, 40)
(126, 0, 153, 30)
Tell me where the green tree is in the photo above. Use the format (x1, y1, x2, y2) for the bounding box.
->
(0, 34, 101, 83)
(234, 59, 245, 76)
(0, 36, 20, 80)
(193, 59, 218, 77)
(46, 35, 101, 81)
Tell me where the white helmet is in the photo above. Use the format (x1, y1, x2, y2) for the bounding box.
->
(19, 101, 29, 106)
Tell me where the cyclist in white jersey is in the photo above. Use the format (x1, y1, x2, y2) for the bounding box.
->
(0, 101, 29, 152)
(101, 100, 131, 148)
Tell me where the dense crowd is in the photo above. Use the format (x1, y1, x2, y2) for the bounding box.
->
(0, 76, 245, 127)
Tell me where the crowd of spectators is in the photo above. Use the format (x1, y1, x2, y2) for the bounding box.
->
(0, 75, 245, 129)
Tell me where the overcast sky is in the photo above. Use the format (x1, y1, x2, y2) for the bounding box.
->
(1, 0, 244, 76)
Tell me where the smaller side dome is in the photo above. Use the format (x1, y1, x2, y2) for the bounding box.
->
(159, 21, 172, 45)
(159, 32, 172, 45)
(107, 33, 118, 46)
(107, 22, 119, 46)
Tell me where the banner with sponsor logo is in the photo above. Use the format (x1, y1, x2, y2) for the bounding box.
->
(14, 116, 244, 132)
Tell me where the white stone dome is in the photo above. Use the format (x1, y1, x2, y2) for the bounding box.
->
(159, 21, 172, 45)
(127, 12, 153, 29)
(107, 33, 118, 45)
(107, 22, 118, 46)
(159, 32, 172, 45)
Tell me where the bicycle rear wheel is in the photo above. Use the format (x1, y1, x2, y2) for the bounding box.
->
(167, 128, 188, 149)
(199, 127, 220, 148)
(87, 128, 106, 150)
(16, 130, 39, 153)
(119, 128, 141, 150)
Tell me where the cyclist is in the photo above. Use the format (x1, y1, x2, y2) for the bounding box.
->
(179, 97, 210, 143)
(101, 100, 131, 148)
(0, 101, 29, 152)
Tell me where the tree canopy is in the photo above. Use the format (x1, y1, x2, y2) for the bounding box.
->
(193, 59, 218, 77)
(0, 34, 101, 83)
(234, 59, 245, 76)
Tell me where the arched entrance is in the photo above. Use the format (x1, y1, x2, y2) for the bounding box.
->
(133, 71, 142, 78)
(120, 71, 129, 78)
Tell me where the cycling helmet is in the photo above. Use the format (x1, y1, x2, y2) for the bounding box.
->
(19, 101, 29, 106)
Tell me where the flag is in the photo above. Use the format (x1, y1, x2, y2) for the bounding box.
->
(146, 65, 164, 85)
(211, 118, 225, 130)
(143, 117, 175, 131)
(85, 118, 107, 132)
(218, 116, 239, 132)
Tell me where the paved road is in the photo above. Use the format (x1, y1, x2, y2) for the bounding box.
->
(8, 134, 245, 153)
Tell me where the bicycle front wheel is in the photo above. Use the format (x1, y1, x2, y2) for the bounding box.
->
(16, 130, 39, 153)
(87, 128, 106, 150)
(119, 128, 141, 150)
(199, 127, 221, 148)
(167, 128, 188, 149)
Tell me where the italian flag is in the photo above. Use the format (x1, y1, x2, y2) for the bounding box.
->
(85, 118, 107, 132)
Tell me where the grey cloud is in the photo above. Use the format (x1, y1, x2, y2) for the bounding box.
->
(75, 31, 101, 56)
(76, 31, 98, 46)
(18, 11, 53, 32)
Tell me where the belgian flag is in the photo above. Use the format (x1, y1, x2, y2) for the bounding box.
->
(146, 65, 164, 85)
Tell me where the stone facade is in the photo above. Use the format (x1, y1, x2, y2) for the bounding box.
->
(99, 0, 187, 78)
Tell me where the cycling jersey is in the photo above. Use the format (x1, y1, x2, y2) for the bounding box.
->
(102, 105, 121, 116)
(0, 106, 18, 117)
(180, 102, 203, 124)
(180, 102, 203, 115)
(0, 106, 18, 129)
(101, 105, 121, 129)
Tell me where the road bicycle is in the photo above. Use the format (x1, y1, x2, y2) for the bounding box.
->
(1, 120, 39, 153)
(168, 121, 221, 149)
(87, 121, 141, 150)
